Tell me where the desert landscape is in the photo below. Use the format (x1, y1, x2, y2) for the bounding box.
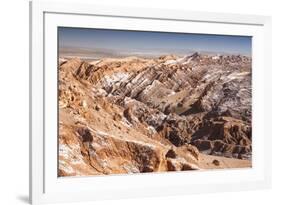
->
(58, 28, 252, 177)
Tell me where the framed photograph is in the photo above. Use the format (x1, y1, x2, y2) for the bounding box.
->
(30, 1, 272, 204)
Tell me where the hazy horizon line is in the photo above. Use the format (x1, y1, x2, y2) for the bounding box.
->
(59, 46, 251, 60)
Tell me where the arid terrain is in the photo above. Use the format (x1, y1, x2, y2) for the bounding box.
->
(58, 52, 252, 177)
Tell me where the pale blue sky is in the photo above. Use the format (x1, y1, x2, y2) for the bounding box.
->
(58, 27, 252, 55)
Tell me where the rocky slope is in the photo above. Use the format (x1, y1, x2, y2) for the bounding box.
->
(58, 53, 252, 177)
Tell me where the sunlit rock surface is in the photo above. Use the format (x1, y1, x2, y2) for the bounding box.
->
(58, 53, 252, 176)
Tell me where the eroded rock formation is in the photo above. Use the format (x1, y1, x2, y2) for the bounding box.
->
(59, 54, 252, 176)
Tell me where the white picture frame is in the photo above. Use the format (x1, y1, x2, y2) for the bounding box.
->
(29, 0, 272, 204)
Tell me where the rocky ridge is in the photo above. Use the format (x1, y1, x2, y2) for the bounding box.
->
(59, 53, 252, 176)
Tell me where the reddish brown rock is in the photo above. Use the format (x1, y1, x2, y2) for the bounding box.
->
(58, 53, 252, 176)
